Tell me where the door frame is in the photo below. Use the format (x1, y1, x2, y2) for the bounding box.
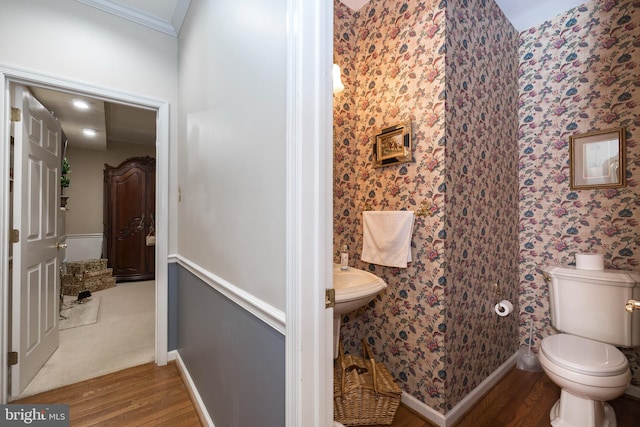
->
(285, 0, 333, 424)
(0, 66, 169, 403)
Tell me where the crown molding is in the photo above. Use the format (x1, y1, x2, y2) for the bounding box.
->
(171, 0, 190, 34)
(75, 0, 191, 37)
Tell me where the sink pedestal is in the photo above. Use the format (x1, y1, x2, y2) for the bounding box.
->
(333, 315, 342, 359)
(332, 265, 387, 359)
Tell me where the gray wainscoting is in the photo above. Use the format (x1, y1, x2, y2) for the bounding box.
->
(172, 264, 285, 426)
(168, 262, 178, 351)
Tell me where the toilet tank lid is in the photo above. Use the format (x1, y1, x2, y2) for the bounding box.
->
(543, 265, 640, 287)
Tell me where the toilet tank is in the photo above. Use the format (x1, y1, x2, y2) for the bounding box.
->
(543, 265, 640, 347)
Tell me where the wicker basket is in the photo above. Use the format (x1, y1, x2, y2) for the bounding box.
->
(334, 339, 401, 425)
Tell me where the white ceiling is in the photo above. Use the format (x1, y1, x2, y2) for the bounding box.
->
(484, 0, 584, 32)
(31, 87, 108, 151)
(75, 0, 191, 36)
(42, 0, 585, 151)
(85, 0, 587, 36)
(31, 87, 156, 152)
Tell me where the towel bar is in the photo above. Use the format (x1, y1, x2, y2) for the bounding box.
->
(361, 200, 431, 217)
(415, 200, 431, 217)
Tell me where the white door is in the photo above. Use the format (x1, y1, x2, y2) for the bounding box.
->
(10, 85, 62, 396)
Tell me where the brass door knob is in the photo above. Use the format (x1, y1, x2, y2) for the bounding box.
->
(625, 300, 640, 313)
(56, 242, 68, 250)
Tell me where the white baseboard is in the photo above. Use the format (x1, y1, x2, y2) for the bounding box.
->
(401, 351, 518, 427)
(401, 392, 446, 426)
(444, 352, 518, 425)
(173, 351, 215, 427)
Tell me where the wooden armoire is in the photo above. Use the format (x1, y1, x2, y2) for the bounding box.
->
(103, 156, 156, 282)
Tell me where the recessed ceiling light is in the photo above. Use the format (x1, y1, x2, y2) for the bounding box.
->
(82, 128, 97, 137)
(73, 99, 90, 110)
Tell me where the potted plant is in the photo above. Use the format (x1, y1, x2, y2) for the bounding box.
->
(61, 157, 70, 207)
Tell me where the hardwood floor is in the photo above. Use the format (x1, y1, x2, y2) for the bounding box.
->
(12, 362, 640, 427)
(13, 361, 201, 427)
(373, 368, 640, 427)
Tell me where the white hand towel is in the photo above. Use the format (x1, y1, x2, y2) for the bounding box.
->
(361, 211, 415, 268)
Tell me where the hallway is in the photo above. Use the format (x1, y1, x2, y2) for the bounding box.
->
(14, 362, 201, 426)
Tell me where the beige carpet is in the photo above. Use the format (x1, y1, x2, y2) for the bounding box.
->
(18, 280, 155, 398)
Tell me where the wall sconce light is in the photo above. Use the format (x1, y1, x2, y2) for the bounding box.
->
(333, 63, 344, 94)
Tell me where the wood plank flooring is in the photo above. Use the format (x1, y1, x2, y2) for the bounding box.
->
(372, 368, 640, 427)
(12, 361, 640, 427)
(13, 361, 201, 427)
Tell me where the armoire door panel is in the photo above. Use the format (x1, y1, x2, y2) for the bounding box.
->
(104, 157, 155, 282)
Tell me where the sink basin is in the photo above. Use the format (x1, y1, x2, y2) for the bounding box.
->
(332, 264, 387, 358)
(333, 264, 387, 315)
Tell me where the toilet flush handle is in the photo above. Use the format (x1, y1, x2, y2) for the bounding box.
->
(625, 299, 640, 313)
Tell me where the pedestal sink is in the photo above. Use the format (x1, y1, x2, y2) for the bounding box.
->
(332, 264, 387, 358)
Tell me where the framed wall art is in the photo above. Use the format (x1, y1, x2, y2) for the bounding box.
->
(569, 127, 625, 190)
(373, 121, 412, 168)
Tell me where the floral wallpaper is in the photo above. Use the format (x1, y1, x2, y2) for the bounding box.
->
(334, 0, 519, 414)
(444, 0, 520, 408)
(518, 0, 640, 385)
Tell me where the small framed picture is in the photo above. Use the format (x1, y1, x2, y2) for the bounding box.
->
(373, 121, 412, 167)
(569, 127, 625, 190)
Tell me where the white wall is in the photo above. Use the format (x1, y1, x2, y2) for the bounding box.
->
(65, 141, 156, 235)
(178, 0, 287, 310)
(0, 0, 178, 253)
(64, 234, 103, 262)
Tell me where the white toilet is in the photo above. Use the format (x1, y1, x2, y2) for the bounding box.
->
(540, 265, 640, 427)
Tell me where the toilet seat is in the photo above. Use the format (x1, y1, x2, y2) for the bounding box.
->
(541, 334, 628, 377)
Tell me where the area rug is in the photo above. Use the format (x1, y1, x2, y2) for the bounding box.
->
(59, 296, 100, 330)
(20, 281, 154, 398)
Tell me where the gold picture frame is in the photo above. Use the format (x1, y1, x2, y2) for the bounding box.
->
(569, 127, 625, 190)
(373, 121, 412, 168)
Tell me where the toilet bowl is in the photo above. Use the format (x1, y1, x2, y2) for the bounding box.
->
(539, 334, 631, 427)
(540, 264, 640, 427)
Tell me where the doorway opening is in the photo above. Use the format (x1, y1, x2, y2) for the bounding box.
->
(0, 68, 169, 403)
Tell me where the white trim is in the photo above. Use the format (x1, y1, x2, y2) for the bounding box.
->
(401, 351, 518, 427)
(65, 233, 103, 239)
(445, 351, 518, 425)
(173, 350, 215, 427)
(0, 65, 9, 405)
(171, 0, 192, 35)
(285, 0, 333, 425)
(75, 0, 180, 36)
(174, 255, 286, 335)
(401, 355, 639, 426)
(155, 102, 170, 366)
(407, 353, 640, 425)
(0, 65, 170, 402)
(401, 392, 446, 427)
